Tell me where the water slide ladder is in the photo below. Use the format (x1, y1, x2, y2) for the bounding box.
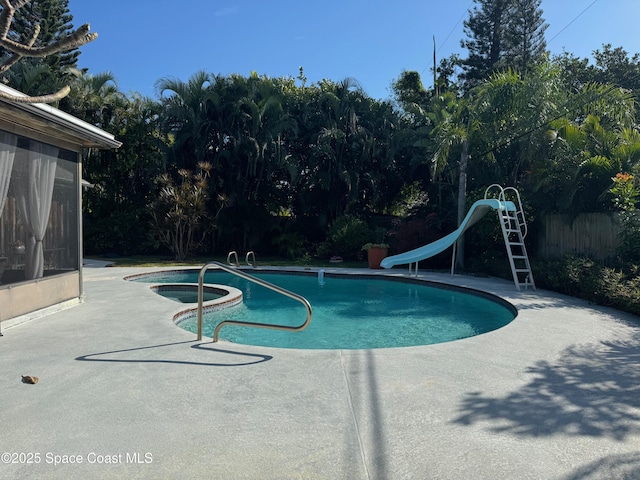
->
(485, 184, 535, 291)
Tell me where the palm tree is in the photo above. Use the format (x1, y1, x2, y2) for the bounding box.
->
(472, 64, 567, 186)
(1, 60, 66, 99)
(156, 70, 218, 170)
(81, 90, 166, 256)
(427, 90, 485, 268)
(312, 78, 386, 217)
(535, 115, 640, 215)
(531, 79, 637, 215)
(197, 73, 301, 251)
(425, 63, 565, 267)
(62, 70, 123, 127)
(233, 73, 297, 202)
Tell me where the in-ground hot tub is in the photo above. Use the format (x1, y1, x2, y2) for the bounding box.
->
(151, 283, 230, 304)
(148, 283, 244, 324)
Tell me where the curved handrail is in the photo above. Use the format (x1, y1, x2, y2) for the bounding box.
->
(503, 186, 528, 238)
(245, 251, 256, 268)
(484, 184, 528, 238)
(227, 251, 239, 266)
(484, 183, 505, 202)
(196, 261, 313, 342)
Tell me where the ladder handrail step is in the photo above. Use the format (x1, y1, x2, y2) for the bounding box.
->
(492, 185, 535, 290)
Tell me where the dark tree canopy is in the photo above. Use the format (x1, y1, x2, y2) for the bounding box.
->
(592, 44, 640, 92)
(554, 44, 640, 101)
(460, 0, 548, 91)
(460, 0, 512, 90)
(392, 70, 429, 107)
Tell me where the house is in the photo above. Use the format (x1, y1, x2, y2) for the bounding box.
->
(0, 83, 121, 326)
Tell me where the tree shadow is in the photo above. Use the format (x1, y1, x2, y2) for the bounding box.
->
(453, 335, 640, 440)
(75, 340, 272, 367)
(511, 290, 640, 331)
(508, 290, 593, 311)
(561, 452, 640, 480)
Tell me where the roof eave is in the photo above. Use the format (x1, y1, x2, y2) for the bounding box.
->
(0, 83, 122, 150)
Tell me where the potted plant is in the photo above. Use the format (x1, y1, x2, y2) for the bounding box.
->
(362, 243, 389, 269)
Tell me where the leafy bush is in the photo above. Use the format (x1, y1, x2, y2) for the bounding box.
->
(532, 255, 640, 316)
(465, 248, 512, 279)
(327, 215, 370, 258)
(84, 208, 152, 256)
(388, 182, 430, 217)
(386, 214, 452, 268)
(610, 173, 640, 263)
(389, 218, 428, 253)
(271, 231, 307, 259)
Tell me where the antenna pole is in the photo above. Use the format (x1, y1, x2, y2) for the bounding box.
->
(433, 35, 439, 96)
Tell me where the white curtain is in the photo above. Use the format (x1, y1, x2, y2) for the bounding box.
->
(0, 132, 17, 215)
(17, 141, 58, 279)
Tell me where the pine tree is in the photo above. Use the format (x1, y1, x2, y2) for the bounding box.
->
(0, 0, 96, 103)
(459, 0, 548, 92)
(460, 0, 512, 91)
(503, 0, 548, 76)
(9, 0, 79, 76)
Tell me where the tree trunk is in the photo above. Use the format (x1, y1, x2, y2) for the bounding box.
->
(455, 139, 469, 270)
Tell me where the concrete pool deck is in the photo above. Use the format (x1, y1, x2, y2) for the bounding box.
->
(1, 264, 640, 479)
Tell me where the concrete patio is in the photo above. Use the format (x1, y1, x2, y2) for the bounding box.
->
(1, 264, 639, 479)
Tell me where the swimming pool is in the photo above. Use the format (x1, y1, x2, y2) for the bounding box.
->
(129, 269, 516, 350)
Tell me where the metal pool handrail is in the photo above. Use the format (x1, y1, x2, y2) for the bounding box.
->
(245, 251, 256, 268)
(227, 250, 257, 268)
(227, 250, 239, 266)
(196, 261, 313, 342)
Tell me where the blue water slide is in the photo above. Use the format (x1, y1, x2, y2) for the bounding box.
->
(380, 199, 516, 269)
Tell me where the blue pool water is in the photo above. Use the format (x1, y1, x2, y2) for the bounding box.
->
(132, 270, 515, 350)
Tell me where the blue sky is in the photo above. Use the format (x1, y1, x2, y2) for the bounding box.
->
(67, 0, 640, 100)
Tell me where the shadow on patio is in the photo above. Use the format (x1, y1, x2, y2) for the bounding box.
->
(453, 334, 640, 440)
(561, 452, 640, 480)
(75, 340, 273, 367)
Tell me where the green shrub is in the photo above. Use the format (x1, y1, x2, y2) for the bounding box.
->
(328, 215, 370, 258)
(84, 208, 152, 256)
(610, 173, 640, 263)
(271, 231, 307, 259)
(532, 255, 640, 316)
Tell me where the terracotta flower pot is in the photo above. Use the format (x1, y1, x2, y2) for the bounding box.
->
(366, 246, 388, 269)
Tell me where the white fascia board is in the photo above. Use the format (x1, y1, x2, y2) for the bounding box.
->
(0, 83, 122, 149)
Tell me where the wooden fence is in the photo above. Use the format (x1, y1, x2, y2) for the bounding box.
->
(535, 213, 621, 263)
